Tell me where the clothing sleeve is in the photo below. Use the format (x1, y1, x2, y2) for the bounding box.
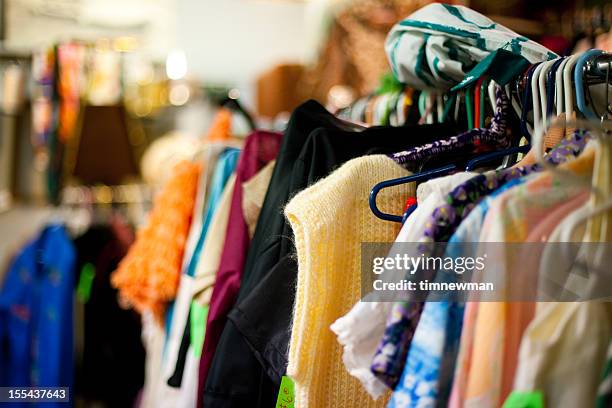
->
(330, 300, 392, 399)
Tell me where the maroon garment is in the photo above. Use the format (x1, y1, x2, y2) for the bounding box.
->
(197, 130, 282, 406)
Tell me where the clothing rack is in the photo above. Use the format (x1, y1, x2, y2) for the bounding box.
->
(589, 54, 612, 78)
(3, 4, 612, 408)
(366, 49, 611, 223)
(60, 184, 152, 206)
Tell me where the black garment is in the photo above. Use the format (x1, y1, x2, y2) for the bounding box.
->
(203, 100, 458, 407)
(168, 309, 191, 387)
(202, 100, 353, 408)
(73, 224, 145, 408)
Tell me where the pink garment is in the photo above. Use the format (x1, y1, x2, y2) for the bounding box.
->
(451, 173, 589, 408)
(501, 190, 589, 401)
(197, 131, 282, 407)
(449, 301, 479, 408)
(525, 191, 590, 243)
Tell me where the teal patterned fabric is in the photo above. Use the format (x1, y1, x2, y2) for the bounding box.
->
(385, 3, 556, 90)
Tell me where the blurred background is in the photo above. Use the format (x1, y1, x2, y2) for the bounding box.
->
(0, 1, 610, 406)
(0, 0, 611, 220)
(0, 0, 611, 263)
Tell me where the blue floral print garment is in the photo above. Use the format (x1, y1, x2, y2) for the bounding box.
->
(371, 129, 591, 391)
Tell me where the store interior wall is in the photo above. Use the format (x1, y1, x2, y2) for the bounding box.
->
(176, 0, 314, 106)
(5, 0, 178, 59)
(5, 0, 337, 108)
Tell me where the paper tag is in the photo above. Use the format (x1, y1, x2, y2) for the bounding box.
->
(502, 390, 544, 408)
(275, 376, 295, 408)
(76, 262, 95, 304)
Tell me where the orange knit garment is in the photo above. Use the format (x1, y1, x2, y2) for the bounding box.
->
(112, 160, 201, 322)
(205, 108, 232, 141)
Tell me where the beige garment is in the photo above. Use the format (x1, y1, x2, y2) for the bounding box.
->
(329, 172, 476, 400)
(192, 174, 236, 305)
(182, 143, 227, 271)
(140, 131, 201, 188)
(512, 145, 612, 407)
(585, 136, 612, 243)
(153, 145, 225, 408)
(512, 300, 612, 408)
(140, 311, 167, 408)
(242, 160, 276, 239)
(285, 155, 412, 408)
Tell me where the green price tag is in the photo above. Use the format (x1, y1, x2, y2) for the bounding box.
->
(275, 376, 295, 408)
(503, 390, 544, 408)
(76, 263, 96, 304)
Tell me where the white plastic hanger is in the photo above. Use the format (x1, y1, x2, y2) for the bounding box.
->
(426, 92, 435, 124)
(555, 57, 570, 116)
(539, 59, 560, 130)
(532, 117, 612, 195)
(488, 80, 497, 112)
(531, 62, 547, 141)
(563, 54, 582, 119)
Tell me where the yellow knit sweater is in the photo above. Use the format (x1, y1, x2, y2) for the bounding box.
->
(285, 155, 415, 408)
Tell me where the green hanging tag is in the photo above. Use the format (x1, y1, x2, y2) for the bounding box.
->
(76, 262, 96, 304)
(275, 376, 295, 408)
(189, 302, 209, 358)
(502, 390, 545, 408)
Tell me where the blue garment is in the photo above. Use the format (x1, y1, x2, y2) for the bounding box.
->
(186, 147, 240, 277)
(164, 147, 240, 349)
(0, 224, 76, 407)
(388, 177, 526, 408)
(449, 176, 526, 245)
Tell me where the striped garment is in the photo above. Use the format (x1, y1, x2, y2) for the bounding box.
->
(385, 3, 556, 90)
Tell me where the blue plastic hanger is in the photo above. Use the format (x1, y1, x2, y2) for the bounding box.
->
(574, 49, 604, 120)
(369, 164, 456, 223)
(465, 145, 531, 171)
(401, 202, 419, 224)
(519, 63, 540, 142)
(370, 144, 533, 222)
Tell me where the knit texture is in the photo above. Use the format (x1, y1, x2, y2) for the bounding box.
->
(285, 155, 414, 408)
(112, 160, 200, 322)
